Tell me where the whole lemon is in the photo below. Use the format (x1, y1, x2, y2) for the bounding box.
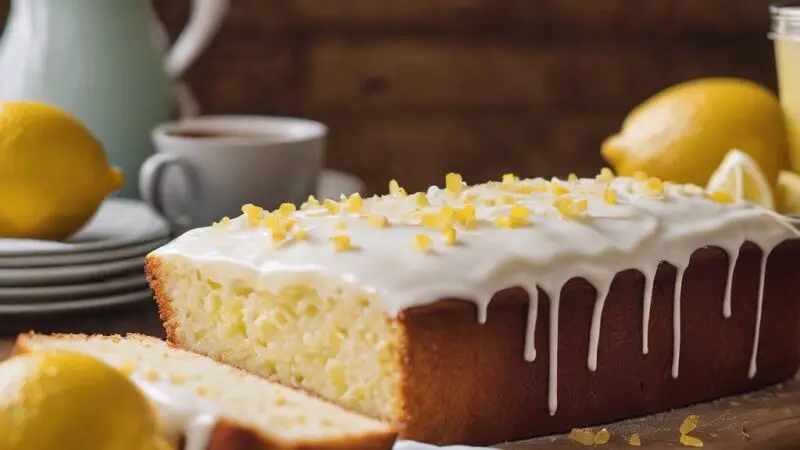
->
(0, 102, 123, 240)
(602, 78, 790, 187)
(0, 350, 171, 450)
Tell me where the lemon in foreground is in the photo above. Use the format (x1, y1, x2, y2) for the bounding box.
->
(777, 170, 800, 214)
(0, 101, 123, 240)
(0, 350, 171, 450)
(706, 149, 774, 209)
(602, 78, 790, 188)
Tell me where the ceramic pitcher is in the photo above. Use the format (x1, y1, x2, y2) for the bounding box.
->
(0, 0, 229, 198)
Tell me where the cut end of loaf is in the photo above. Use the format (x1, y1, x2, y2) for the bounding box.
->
(147, 254, 405, 423)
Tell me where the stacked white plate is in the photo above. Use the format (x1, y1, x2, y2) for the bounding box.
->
(0, 170, 367, 317)
(0, 199, 170, 316)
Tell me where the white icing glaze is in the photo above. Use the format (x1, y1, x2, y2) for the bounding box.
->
(641, 265, 656, 355)
(132, 375, 218, 450)
(723, 247, 740, 319)
(548, 291, 559, 416)
(587, 283, 610, 372)
(153, 174, 800, 417)
(672, 265, 686, 379)
(523, 288, 538, 362)
(749, 249, 772, 379)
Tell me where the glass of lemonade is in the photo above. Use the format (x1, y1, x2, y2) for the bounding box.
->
(772, 2, 800, 173)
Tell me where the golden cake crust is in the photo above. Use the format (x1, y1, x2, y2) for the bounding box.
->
(146, 256, 179, 345)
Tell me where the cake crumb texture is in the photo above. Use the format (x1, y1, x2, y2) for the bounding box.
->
(148, 256, 404, 423)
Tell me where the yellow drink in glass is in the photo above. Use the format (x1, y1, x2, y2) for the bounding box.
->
(773, 2, 800, 172)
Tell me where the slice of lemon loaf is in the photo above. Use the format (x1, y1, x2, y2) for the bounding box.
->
(14, 333, 396, 450)
(146, 171, 800, 445)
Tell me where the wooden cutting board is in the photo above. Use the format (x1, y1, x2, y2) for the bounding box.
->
(1, 306, 799, 449)
(500, 378, 800, 449)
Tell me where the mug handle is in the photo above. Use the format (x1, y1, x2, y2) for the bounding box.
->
(165, 0, 230, 79)
(139, 153, 199, 230)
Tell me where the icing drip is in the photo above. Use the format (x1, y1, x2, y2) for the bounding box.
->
(748, 249, 771, 379)
(672, 265, 686, 379)
(185, 415, 218, 450)
(548, 292, 560, 416)
(641, 267, 656, 355)
(477, 299, 488, 324)
(723, 247, 741, 319)
(587, 284, 611, 371)
(523, 288, 539, 362)
(132, 375, 218, 450)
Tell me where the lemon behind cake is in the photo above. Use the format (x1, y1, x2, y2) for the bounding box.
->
(15, 333, 396, 450)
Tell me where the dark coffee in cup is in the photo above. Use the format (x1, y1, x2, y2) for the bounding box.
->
(166, 128, 280, 140)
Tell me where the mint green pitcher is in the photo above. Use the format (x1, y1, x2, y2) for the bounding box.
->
(0, 0, 229, 198)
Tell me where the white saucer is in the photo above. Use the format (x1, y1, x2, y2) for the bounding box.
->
(0, 257, 145, 287)
(0, 288, 152, 315)
(0, 273, 148, 304)
(0, 238, 168, 268)
(0, 198, 170, 257)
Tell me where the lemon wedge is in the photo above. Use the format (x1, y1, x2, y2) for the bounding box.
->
(777, 170, 800, 215)
(706, 149, 774, 209)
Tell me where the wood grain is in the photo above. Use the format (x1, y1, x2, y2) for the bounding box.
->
(504, 377, 800, 449)
(0, 303, 165, 346)
(182, 37, 308, 115)
(319, 112, 615, 193)
(0, 0, 783, 192)
(307, 38, 775, 114)
(289, 0, 773, 39)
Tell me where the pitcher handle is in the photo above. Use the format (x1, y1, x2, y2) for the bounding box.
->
(139, 153, 200, 231)
(165, 0, 230, 79)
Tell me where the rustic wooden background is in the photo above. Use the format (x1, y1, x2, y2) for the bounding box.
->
(2, 0, 781, 193)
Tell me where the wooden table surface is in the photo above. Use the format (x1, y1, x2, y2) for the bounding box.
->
(2, 304, 800, 449)
(0, 302, 165, 356)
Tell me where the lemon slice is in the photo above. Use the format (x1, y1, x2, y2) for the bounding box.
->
(706, 149, 774, 209)
(777, 170, 800, 215)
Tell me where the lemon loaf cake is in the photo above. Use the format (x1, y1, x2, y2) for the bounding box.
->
(14, 333, 396, 450)
(146, 171, 800, 445)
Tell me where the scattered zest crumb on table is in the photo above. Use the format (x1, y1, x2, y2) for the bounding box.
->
(680, 434, 704, 447)
(568, 427, 612, 446)
(679, 414, 703, 447)
(593, 428, 611, 445)
(679, 414, 699, 434)
(568, 428, 596, 446)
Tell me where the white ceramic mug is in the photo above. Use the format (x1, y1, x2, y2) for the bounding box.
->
(140, 116, 326, 230)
